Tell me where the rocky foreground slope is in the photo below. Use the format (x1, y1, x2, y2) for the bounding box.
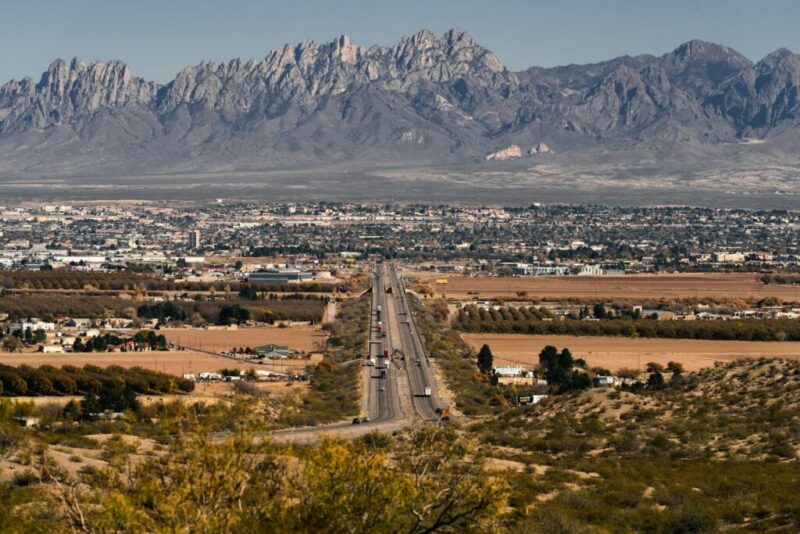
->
(2, 29, 800, 186)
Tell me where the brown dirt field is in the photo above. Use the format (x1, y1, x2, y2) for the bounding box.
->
(411, 272, 800, 302)
(461, 333, 800, 372)
(0, 350, 320, 377)
(162, 325, 327, 353)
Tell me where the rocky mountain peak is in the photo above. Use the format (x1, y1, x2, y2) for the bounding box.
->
(673, 39, 732, 59)
(757, 48, 799, 72)
(333, 34, 360, 64)
(69, 57, 87, 72)
(3, 31, 800, 179)
(444, 28, 474, 46)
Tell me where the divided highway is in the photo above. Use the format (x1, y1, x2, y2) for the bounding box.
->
(362, 261, 442, 423)
(273, 261, 445, 443)
(385, 263, 441, 420)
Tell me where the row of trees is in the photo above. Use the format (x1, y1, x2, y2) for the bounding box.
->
(0, 364, 193, 397)
(73, 330, 168, 352)
(0, 294, 133, 321)
(0, 269, 349, 293)
(455, 306, 800, 341)
(0, 270, 162, 291)
(238, 285, 332, 303)
(137, 299, 324, 325)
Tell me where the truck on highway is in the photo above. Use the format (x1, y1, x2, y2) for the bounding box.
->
(423, 387, 432, 397)
(384, 349, 389, 358)
(377, 323, 383, 334)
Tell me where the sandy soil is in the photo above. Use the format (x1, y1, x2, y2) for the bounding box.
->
(13, 380, 309, 408)
(0, 350, 320, 376)
(411, 273, 800, 302)
(162, 325, 326, 353)
(461, 333, 800, 372)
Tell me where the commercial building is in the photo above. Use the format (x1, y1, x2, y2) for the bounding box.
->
(248, 268, 313, 283)
(188, 230, 201, 250)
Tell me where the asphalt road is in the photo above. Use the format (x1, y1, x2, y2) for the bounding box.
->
(385, 264, 441, 420)
(271, 261, 442, 443)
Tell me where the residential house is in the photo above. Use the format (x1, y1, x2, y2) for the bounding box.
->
(256, 344, 296, 359)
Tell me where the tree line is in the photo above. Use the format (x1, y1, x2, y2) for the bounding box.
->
(0, 364, 193, 397)
(454, 305, 800, 341)
(137, 298, 324, 325)
(0, 294, 133, 320)
(0, 270, 347, 293)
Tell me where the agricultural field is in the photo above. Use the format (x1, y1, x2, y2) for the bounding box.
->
(461, 333, 800, 371)
(0, 350, 319, 377)
(411, 272, 800, 302)
(161, 325, 326, 353)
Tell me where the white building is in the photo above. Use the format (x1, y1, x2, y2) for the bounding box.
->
(715, 252, 745, 263)
(6, 320, 56, 334)
(578, 265, 604, 276)
(493, 365, 527, 377)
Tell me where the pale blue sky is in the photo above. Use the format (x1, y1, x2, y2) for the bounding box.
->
(2, 0, 799, 83)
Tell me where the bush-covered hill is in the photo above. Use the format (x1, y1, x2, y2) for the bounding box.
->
(472, 358, 800, 532)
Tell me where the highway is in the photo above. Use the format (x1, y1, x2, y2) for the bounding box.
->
(272, 260, 443, 443)
(364, 262, 403, 423)
(385, 263, 441, 420)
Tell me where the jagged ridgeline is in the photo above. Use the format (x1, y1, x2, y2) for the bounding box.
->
(1, 29, 800, 176)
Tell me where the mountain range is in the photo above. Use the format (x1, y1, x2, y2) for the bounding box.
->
(1, 28, 800, 200)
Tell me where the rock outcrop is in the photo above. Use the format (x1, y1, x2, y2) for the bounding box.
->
(485, 145, 522, 161)
(529, 143, 550, 155)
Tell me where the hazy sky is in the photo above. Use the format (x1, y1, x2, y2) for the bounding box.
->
(2, 0, 799, 83)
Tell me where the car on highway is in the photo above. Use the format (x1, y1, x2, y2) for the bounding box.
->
(352, 417, 371, 425)
(378, 386, 386, 392)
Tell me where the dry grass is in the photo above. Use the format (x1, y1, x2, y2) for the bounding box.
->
(461, 333, 800, 372)
(411, 272, 800, 302)
(0, 350, 320, 377)
(13, 380, 309, 408)
(161, 325, 326, 353)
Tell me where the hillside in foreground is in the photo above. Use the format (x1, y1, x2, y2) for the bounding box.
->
(0, 357, 797, 532)
(472, 358, 800, 532)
